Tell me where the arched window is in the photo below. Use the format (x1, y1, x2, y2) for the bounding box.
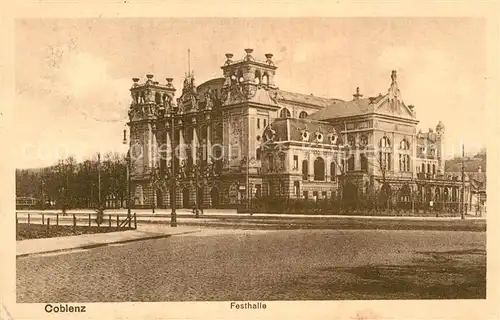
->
(379, 137, 391, 171)
(230, 73, 237, 85)
(262, 72, 269, 85)
(422, 163, 425, 173)
(361, 154, 368, 171)
(330, 162, 337, 181)
(299, 111, 308, 119)
(294, 181, 300, 197)
(302, 160, 308, 180)
(347, 155, 355, 171)
(400, 139, 410, 150)
(237, 69, 244, 83)
(255, 70, 261, 84)
(427, 163, 431, 174)
(280, 108, 291, 118)
(348, 135, 356, 147)
(155, 92, 162, 104)
(380, 136, 391, 148)
(314, 157, 325, 181)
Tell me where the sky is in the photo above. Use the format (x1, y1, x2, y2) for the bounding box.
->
(14, 17, 487, 168)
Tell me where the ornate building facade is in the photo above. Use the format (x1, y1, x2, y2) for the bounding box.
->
(127, 48, 470, 212)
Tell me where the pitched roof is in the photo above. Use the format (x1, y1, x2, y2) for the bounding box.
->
(277, 90, 343, 108)
(306, 96, 384, 120)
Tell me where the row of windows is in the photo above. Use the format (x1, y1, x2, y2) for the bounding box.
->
(279, 108, 308, 119)
(417, 163, 437, 174)
(256, 118, 268, 130)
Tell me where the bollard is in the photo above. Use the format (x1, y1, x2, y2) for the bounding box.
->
(88, 214, 91, 227)
(134, 213, 137, 230)
(46, 218, 50, 238)
(28, 213, 30, 226)
(109, 214, 111, 227)
(42, 213, 45, 225)
(56, 213, 59, 226)
(73, 214, 76, 234)
(117, 215, 120, 228)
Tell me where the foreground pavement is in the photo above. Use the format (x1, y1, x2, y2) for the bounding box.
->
(17, 228, 486, 301)
(16, 225, 201, 257)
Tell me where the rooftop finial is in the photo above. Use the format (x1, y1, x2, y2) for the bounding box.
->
(353, 86, 363, 100)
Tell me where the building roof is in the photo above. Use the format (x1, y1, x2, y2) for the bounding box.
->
(277, 90, 343, 108)
(306, 95, 385, 120)
(262, 117, 344, 145)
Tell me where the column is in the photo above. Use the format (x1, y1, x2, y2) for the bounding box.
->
(179, 127, 185, 161)
(206, 124, 212, 161)
(165, 128, 172, 165)
(192, 126, 199, 162)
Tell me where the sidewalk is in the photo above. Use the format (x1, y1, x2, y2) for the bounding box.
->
(16, 225, 201, 257)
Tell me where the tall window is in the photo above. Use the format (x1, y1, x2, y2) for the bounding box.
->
(330, 162, 337, 181)
(432, 164, 436, 175)
(421, 163, 425, 173)
(294, 181, 300, 197)
(293, 155, 299, 169)
(257, 118, 260, 129)
(280, 108, 291, 118)
(347, 155, 355, 171)
(279, 153, 286, 171)
(264, 119, 267, 128)
(379, 136, 391, 171)
(314, 157, 325, 181)
(360, 154, 368, 171)
(399, 154, 410, 172)
(302, 160, 308, 180)
(267, 154, 274, 171)
(256, 148, 261, 161)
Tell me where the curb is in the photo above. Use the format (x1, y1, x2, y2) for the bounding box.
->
(16, 229, 201, 258)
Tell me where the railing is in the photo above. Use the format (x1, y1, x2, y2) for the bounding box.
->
(16, 211, 137, 239)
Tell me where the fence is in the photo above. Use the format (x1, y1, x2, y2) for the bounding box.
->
(241, 196, 467, 216)
(16, 211, 137, 238)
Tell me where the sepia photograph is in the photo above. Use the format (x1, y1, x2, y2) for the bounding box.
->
(2, 8, 498, 319)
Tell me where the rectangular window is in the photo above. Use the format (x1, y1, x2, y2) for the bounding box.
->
(264, 119, 267, 128)
(303, 190, 308, 199)
(257, 118, 260, 129)
(293, 155, 298, 169)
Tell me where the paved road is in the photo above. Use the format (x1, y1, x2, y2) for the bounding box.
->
(17, 229, 486, 302)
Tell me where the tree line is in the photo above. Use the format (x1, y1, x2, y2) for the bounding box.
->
(16, 153, 127, 209)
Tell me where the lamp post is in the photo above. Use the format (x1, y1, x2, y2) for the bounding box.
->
(122, 127, 132, 219)
(169, 104, 178, 227)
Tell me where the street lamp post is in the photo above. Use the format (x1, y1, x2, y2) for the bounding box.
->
(122, 128, 132, 219)
(169, 104, 178, 227)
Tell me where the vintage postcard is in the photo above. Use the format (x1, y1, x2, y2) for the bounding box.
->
(1, 2, 499, 320)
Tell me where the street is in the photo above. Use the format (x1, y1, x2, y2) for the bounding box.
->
(17, 228, 485, 302)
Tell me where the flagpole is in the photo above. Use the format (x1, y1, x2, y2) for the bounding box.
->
(461, 143, 465, 219)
